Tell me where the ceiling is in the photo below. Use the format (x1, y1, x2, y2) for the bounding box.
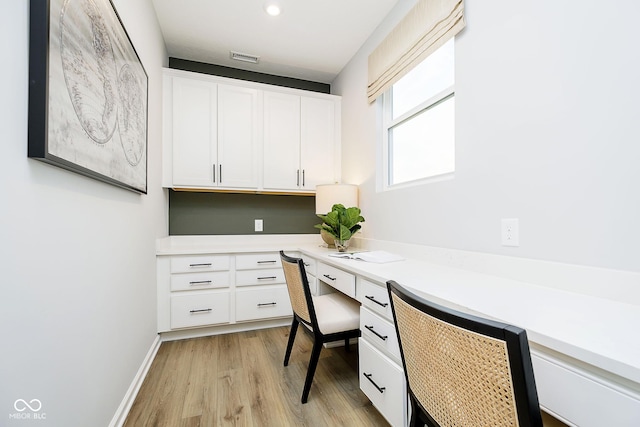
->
(151, 0, 399, 84)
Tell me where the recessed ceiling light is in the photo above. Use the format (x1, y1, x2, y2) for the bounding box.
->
(265, 3, 281, 16)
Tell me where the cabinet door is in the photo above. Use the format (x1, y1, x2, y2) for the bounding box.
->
(300, 97, 337, 190)
(217, 84, 259, 189)
(172, 77, 217, 187)
(263, 91, 301, 190)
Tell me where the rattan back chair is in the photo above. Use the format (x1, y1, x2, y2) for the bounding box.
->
(280, 251, 361, 403)
(387, 280, 543, 427)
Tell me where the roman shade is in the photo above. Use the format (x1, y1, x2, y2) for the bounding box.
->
(367, 0, 466, 103)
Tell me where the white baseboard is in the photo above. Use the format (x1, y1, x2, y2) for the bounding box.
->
(109, 334, 162, 427)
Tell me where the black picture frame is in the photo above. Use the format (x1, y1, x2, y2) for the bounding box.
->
(28, 0, 148, 194)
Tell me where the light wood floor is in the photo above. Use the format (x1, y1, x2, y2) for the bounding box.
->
(124, 325, 390, 426)
(124, 325, 568, 427)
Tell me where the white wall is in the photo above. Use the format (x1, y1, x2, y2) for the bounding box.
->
(0, 1, 167, 426)
(334, 0, 640, 273)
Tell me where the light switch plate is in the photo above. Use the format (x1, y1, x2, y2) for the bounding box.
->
(255, 219, 263, 232)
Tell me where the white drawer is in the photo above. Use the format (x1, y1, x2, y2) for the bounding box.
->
(170, 291, 230, 329)
(235, 285, 293, 322)
(360, 307, 401, 363)
(301, 256, 316, 276)
(236, 252, 281, 270)
(170, 255, 230, 273)
(170, 271, 230, 291)
(236, 268, 285, 287)
(358, 278, 392, 320)
(359, 338, 406, 427)
(317, 262, 356, 298)
(532, 350, 640, 427)
(307, 274, 318, 296)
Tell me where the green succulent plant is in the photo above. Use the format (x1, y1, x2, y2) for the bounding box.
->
(314, 204, 365, 241)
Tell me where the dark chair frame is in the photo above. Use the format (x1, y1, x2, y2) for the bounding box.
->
(387, 280, 543, 427)
(280, 251, 361, 403)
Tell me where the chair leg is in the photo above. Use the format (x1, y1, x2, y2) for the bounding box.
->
(284, 317, 299, 366)
(301, 339, 323, 403)
(408, 396, 422, 427)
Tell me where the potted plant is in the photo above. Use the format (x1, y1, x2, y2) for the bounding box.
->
(315, 204, 365, 251)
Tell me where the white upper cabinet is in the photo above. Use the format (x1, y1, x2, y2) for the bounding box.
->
(163, 68, 340, 192)
(217, 84, 259, 189)
(300, 96, 338, 191)
(263, 91, 301, 190)
(263, 92, 340, 192)
(171, 76, 217, 187)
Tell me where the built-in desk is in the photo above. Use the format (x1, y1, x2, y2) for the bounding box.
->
(298, 245, 640, 427)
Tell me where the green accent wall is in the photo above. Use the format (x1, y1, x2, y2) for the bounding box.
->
(169, 190, 319, 235)
(169, 57, 330, 94)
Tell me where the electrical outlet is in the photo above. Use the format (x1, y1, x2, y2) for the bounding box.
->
(501, 218, 519, 247)
(254, 219, 263, 232)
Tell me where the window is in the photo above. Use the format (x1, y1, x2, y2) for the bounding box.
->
(382, 38, 455, 188)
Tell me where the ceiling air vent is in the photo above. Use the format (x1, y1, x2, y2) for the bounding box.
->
(230, 51, 260, 64)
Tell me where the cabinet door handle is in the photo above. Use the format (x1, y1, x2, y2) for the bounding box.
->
(296, 169, 300, 186)
(212, 164, 216, 182)
(257, 302, 277, 307)
(323, 274, 336, 281)
(363, 373, 386, 393)
(302, 169, 305, 187)
(257, 276, 277, 280)
(257, 260, 277, 264)
(189, 308, 212, 314)
(189, 263, 212, 268)
(189, 280, 212, 286)
(365, 295, 389, 308)
(364, 325, 388, 341)
(219, 164, 222, 183)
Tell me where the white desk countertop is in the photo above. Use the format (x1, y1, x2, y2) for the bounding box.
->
(298, 245, 640, 389)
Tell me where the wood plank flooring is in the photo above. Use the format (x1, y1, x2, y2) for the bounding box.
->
(124, 326, 390, 426)
(124, 325, 568, 427)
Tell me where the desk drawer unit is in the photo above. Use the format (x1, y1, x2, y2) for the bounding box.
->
(236, 252, 281, 270)
(317, 262, 356, 298)
(360, 306, 401, 363)
(358, 278, 393, 320)
(235, 285, 292, 322)
(236, 268, 285, 287)
(170, 290, 231, 329)
(170, 271, 230, 291)
(532, 350, 640, 427)
(359, 338, 406, 427)
(170, 255, 230, 273)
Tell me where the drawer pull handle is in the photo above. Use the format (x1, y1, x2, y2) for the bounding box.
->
(363, 373, 386, 393)
(257, 260, 277, 264)
(189, 263, 212, 268)
(323, 274, 336, 281)
(189, 308, 212, 314)
(364, 325, 388, 341)
(365, 295, 389, 307)
(257, 276, 277, 280)
(189, 280, 212, 285)
(257, 302, 277, 307)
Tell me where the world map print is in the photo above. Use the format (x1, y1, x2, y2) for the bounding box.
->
(47, 0, 147, 192)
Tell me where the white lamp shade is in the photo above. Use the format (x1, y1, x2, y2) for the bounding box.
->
(315, 184, 358, 214)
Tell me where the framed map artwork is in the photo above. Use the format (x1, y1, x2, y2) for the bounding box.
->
(28, 0, 148, 193)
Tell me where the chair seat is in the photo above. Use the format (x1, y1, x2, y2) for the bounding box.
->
(313, 292, 360, 335)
